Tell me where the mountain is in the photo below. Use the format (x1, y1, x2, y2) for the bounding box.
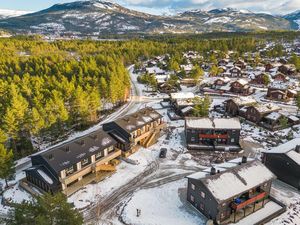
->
(283, 10, 300, 30)
(0, 9, 31, 19)
(0, 1, 296, 37)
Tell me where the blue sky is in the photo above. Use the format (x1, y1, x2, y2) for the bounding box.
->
(1, 0, 299, 15)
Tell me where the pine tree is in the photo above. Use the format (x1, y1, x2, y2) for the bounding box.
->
(0, 144, 15, 188)
(7, 193, 83, 225)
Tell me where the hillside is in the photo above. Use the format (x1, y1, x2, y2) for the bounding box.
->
(0, 1, 296, 36)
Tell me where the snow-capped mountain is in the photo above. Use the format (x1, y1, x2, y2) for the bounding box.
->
(283, 10, 300, 30)
(0, 9, 31, 19)
(0, 0, 296, 36)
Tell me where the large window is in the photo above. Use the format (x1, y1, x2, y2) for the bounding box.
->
(190, 195, 195, 202)
(200, 191, 206, 199)
(108, 146, 114, 153)
(66, 166, 75, 176)
(191, 183, 195, 190)
(95, 151, 103, 160)
(81, 158, 90, 167)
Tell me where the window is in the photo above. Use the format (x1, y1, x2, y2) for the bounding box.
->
(221, 213, 225, 219)
(66, 166, 74, 176)
(81, 158, 90, 167)
(95, 151, 103, 160)
(65, 146, 70, 153)
(200, 191, 206, 199)
(108, 146, 114, 153)
(200, 203, 204, 210)
(231, 138, 235, 143)
(190, 195, 195, 202)
(191, 183, 195, 190)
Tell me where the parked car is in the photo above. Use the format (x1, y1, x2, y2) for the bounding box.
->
(159, 148, 167, 158)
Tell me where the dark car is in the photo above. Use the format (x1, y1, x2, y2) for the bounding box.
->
(159, 148, 167, 158)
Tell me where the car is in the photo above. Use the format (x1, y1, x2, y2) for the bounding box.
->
(159, 148, 167, 158)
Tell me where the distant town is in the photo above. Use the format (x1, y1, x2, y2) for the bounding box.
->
(0, 30, 299, 225)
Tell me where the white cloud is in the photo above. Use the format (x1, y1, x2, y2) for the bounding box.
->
(117, 0, 300, 15)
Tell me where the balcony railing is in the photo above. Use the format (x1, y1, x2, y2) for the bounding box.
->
(199, 134, 228, 139)
(231, 192, 267, 211)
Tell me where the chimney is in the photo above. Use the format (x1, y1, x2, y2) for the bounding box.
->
(210, 167, 216, 175)
(295, 145, 300, 153)
(242, 156, 247, 164)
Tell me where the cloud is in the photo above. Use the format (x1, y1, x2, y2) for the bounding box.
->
(118, 0, 299, 15)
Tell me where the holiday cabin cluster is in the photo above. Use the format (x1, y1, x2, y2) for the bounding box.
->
(25, 107, 165, 195)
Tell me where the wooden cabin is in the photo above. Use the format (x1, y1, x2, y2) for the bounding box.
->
(185, 117, 241, 152)
(187, 158, 277, 224)
(262, 139, 300, 190)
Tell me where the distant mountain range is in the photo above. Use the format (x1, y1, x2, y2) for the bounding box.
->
(0, 0, 299, 37)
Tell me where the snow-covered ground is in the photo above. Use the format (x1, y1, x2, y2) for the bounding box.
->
(120, 179, 206, 225)
(0, 66, 299, 225)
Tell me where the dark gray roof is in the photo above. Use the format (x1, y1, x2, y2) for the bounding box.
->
(114, 107, 163, 133)
(34, 129, 117, 173)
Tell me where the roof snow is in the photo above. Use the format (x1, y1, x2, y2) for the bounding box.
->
(37, 169, 53, 184)
(170, 92, 194, 100)
(186, 118, 241, 130)
(230, 96, 257, 106)
(202, 160, 275, 202)
(264, 112, 282, 121)
(286, 150, 300, 165)
(264, 138, 300, 154)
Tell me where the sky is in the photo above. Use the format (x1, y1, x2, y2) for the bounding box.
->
(0, 0, 299, 15)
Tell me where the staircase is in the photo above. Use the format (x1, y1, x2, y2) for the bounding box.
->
(96, 164, 116, 172)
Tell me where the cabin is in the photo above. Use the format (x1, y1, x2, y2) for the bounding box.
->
(234, 59, 247, 70)
(185, 117, 241, 151)
(25, 129, 120, 195)
(103, 107, 166, 155)
(229, 66, 242, 77)
(262, 138, 300, 190)
(278, 64, 296, 76)
(187, 158, 277, 224)
(244, 104, 281, 124)
(213, 77, 231, 87)
(230, 79, 253, 95)
(266, 82, 298, 101)
(272, 72, 288, 82)
(218, 59, 229, 67)
(265, 62, 282, 73)
(224, 97, 257, 117)
(250, 73, 270, 85)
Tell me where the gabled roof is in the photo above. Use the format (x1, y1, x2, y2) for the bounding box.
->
(34, 129, 117, 173)
(188, 159, 275, 203)
(227, 96, 257, 107)
(113, 107, 163, 133)
(263, 138, 300, 166)
(263, 138, 300, 154)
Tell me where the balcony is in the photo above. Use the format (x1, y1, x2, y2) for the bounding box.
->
(199, 134, 228, 139)
(132, 122, 166, 144)
(60, 150, 121, 185)
(231, 191, 267, 211)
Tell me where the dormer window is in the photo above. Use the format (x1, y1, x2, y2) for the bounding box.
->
(48, 154, 54, 160)
(76, 140, 85, 146)
(65, 146, 70, 153)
